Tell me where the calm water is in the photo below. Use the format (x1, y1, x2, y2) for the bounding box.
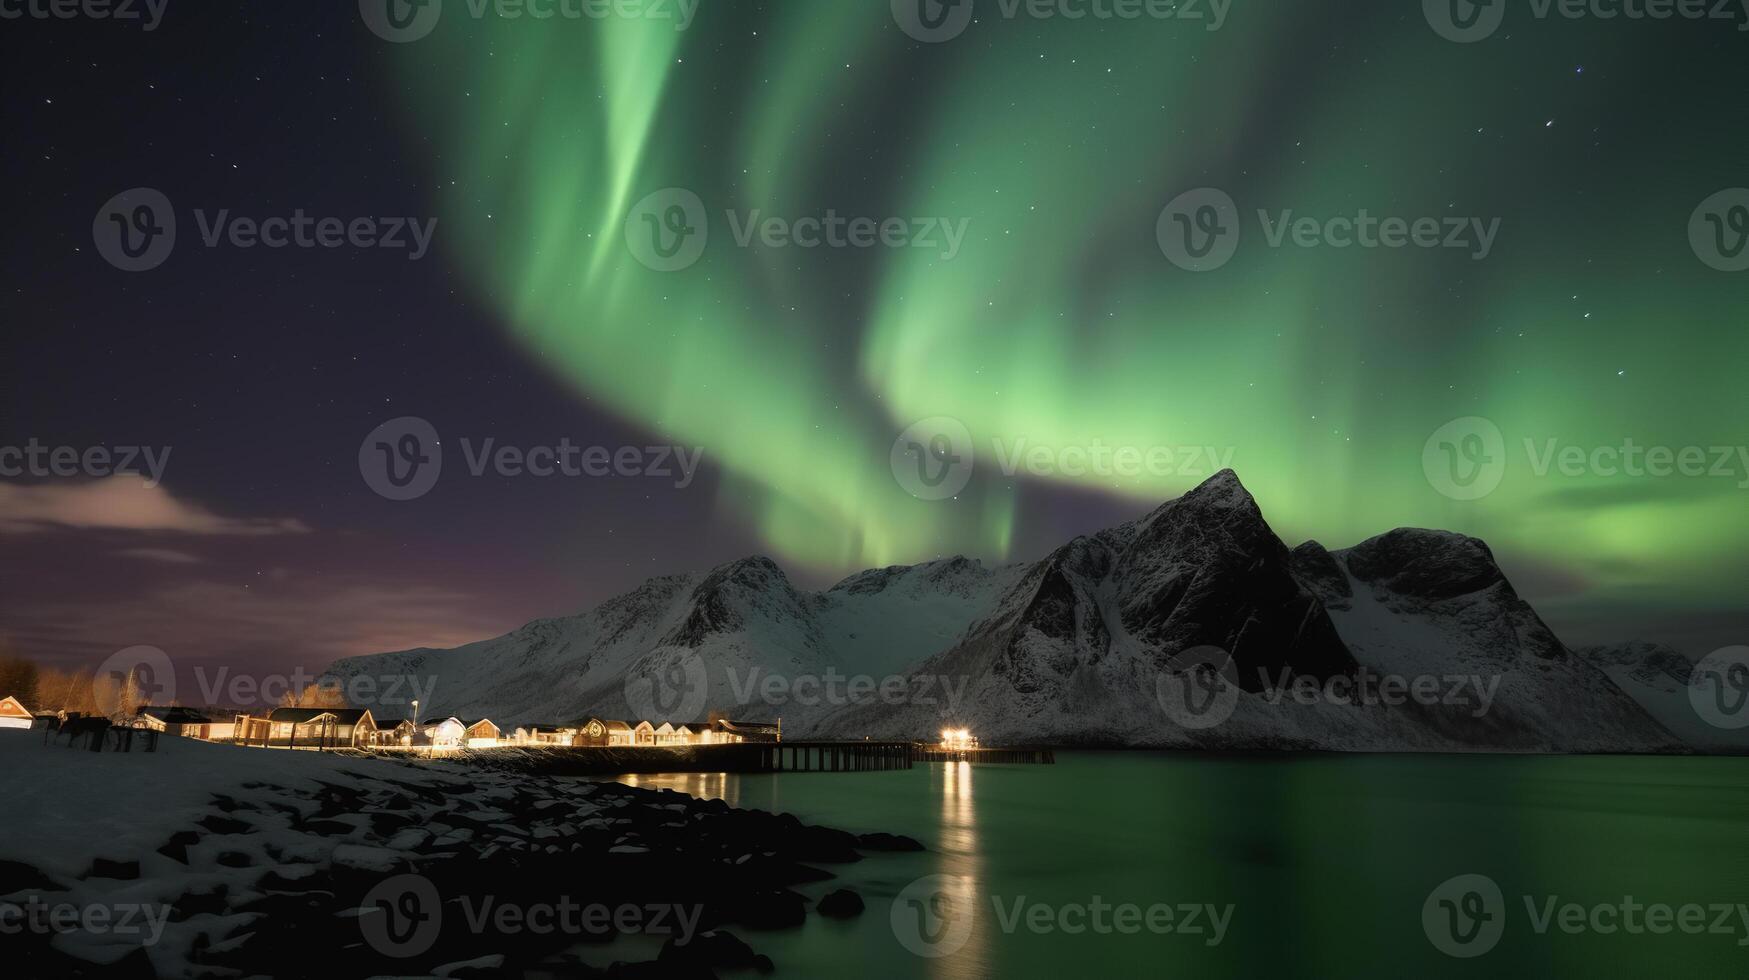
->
(607, 753, 1749, 978)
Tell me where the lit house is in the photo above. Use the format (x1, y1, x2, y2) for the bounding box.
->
(234, 708, 378, 750)
(421, 717, 467, 748)
(372, 718, 419, 746)
(567, 716, 781, 747)
(514, 724, 578, 746)
(462, 719, 501, 748)
(0, 695, 31, 730)
(134, 706, 214, 738)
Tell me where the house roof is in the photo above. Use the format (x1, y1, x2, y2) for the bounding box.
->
(265, 707, 373, 726)
(716, 718, 782, 735)
(0, 695, 31, 719)
(138, 706, 211, 724)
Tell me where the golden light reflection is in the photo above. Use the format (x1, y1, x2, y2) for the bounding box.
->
(930, 760, 989, 980)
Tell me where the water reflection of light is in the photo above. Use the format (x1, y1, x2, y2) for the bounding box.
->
(930, 761, 988, 980)
(601, 771, 735, 807)
(940, 761, 977, 852)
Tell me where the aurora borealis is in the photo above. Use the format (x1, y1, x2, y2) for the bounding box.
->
(385, 3, 1747, 640)
(3, 1, 1745, 680)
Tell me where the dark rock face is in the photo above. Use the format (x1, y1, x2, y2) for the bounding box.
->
(1111, 471, 1358, 690)
(23, 760, 915, 980)
(659, 929, 772, 973)
(856, 832, 925, 852)
(817, 888, 865, 918)
(1338, 528, 1567, 662)
(668, 556, 813, 648)
(1582, 642, 1696, 687)
(0, 859, 61, 894)
(1290, 541, 1353, 610)
(156, 830, 201, 865)
(1343, 528, 1504, 602)
(86, 858, 140, 880)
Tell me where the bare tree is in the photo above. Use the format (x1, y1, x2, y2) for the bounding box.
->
(0, 656, 41, 710)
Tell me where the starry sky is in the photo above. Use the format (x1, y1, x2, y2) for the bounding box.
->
(2, 1, 1745, 687)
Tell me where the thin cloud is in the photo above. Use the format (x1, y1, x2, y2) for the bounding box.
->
(0, 476, 310, 536)
(114, 548, 205, 564)
(9, 577, 501, 675)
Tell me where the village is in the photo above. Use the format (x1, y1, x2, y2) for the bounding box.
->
(1, 693, 787, 754)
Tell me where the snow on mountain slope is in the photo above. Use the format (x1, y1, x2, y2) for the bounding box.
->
(815, 473, 1370, 747)
(815, 557, 1029, 680)
(1311, 530, 1682, 752)
(815, 474, 1679, 751)
(324, 556, 1019, 734)
(328, 471, 1694, 752)
(1580, 643, 1746, 753)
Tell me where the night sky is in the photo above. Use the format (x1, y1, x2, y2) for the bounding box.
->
(3, 1, 1745, 687)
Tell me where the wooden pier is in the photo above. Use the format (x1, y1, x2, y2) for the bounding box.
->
(386, 740, 1053, 778)
(913, 746, 1055, 765)
(753, 740, 913, 772)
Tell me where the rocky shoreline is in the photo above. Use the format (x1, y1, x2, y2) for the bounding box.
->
(1, 748, 921, 978)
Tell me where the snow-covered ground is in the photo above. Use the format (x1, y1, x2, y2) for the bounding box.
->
(0, 730, 467, 973)
(1, 730, 919, 978)
(1, 729, 458, 879)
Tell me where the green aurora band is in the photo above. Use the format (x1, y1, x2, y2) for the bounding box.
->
(384, 3, 1747, 633)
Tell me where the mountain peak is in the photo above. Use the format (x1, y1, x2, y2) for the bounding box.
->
(1193, 467, 1247, 495)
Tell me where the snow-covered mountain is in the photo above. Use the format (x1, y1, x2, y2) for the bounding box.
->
(325, 471, 1702, 752)
(324, 551, 1028, 734)
(1577, 642, 1745, 752)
